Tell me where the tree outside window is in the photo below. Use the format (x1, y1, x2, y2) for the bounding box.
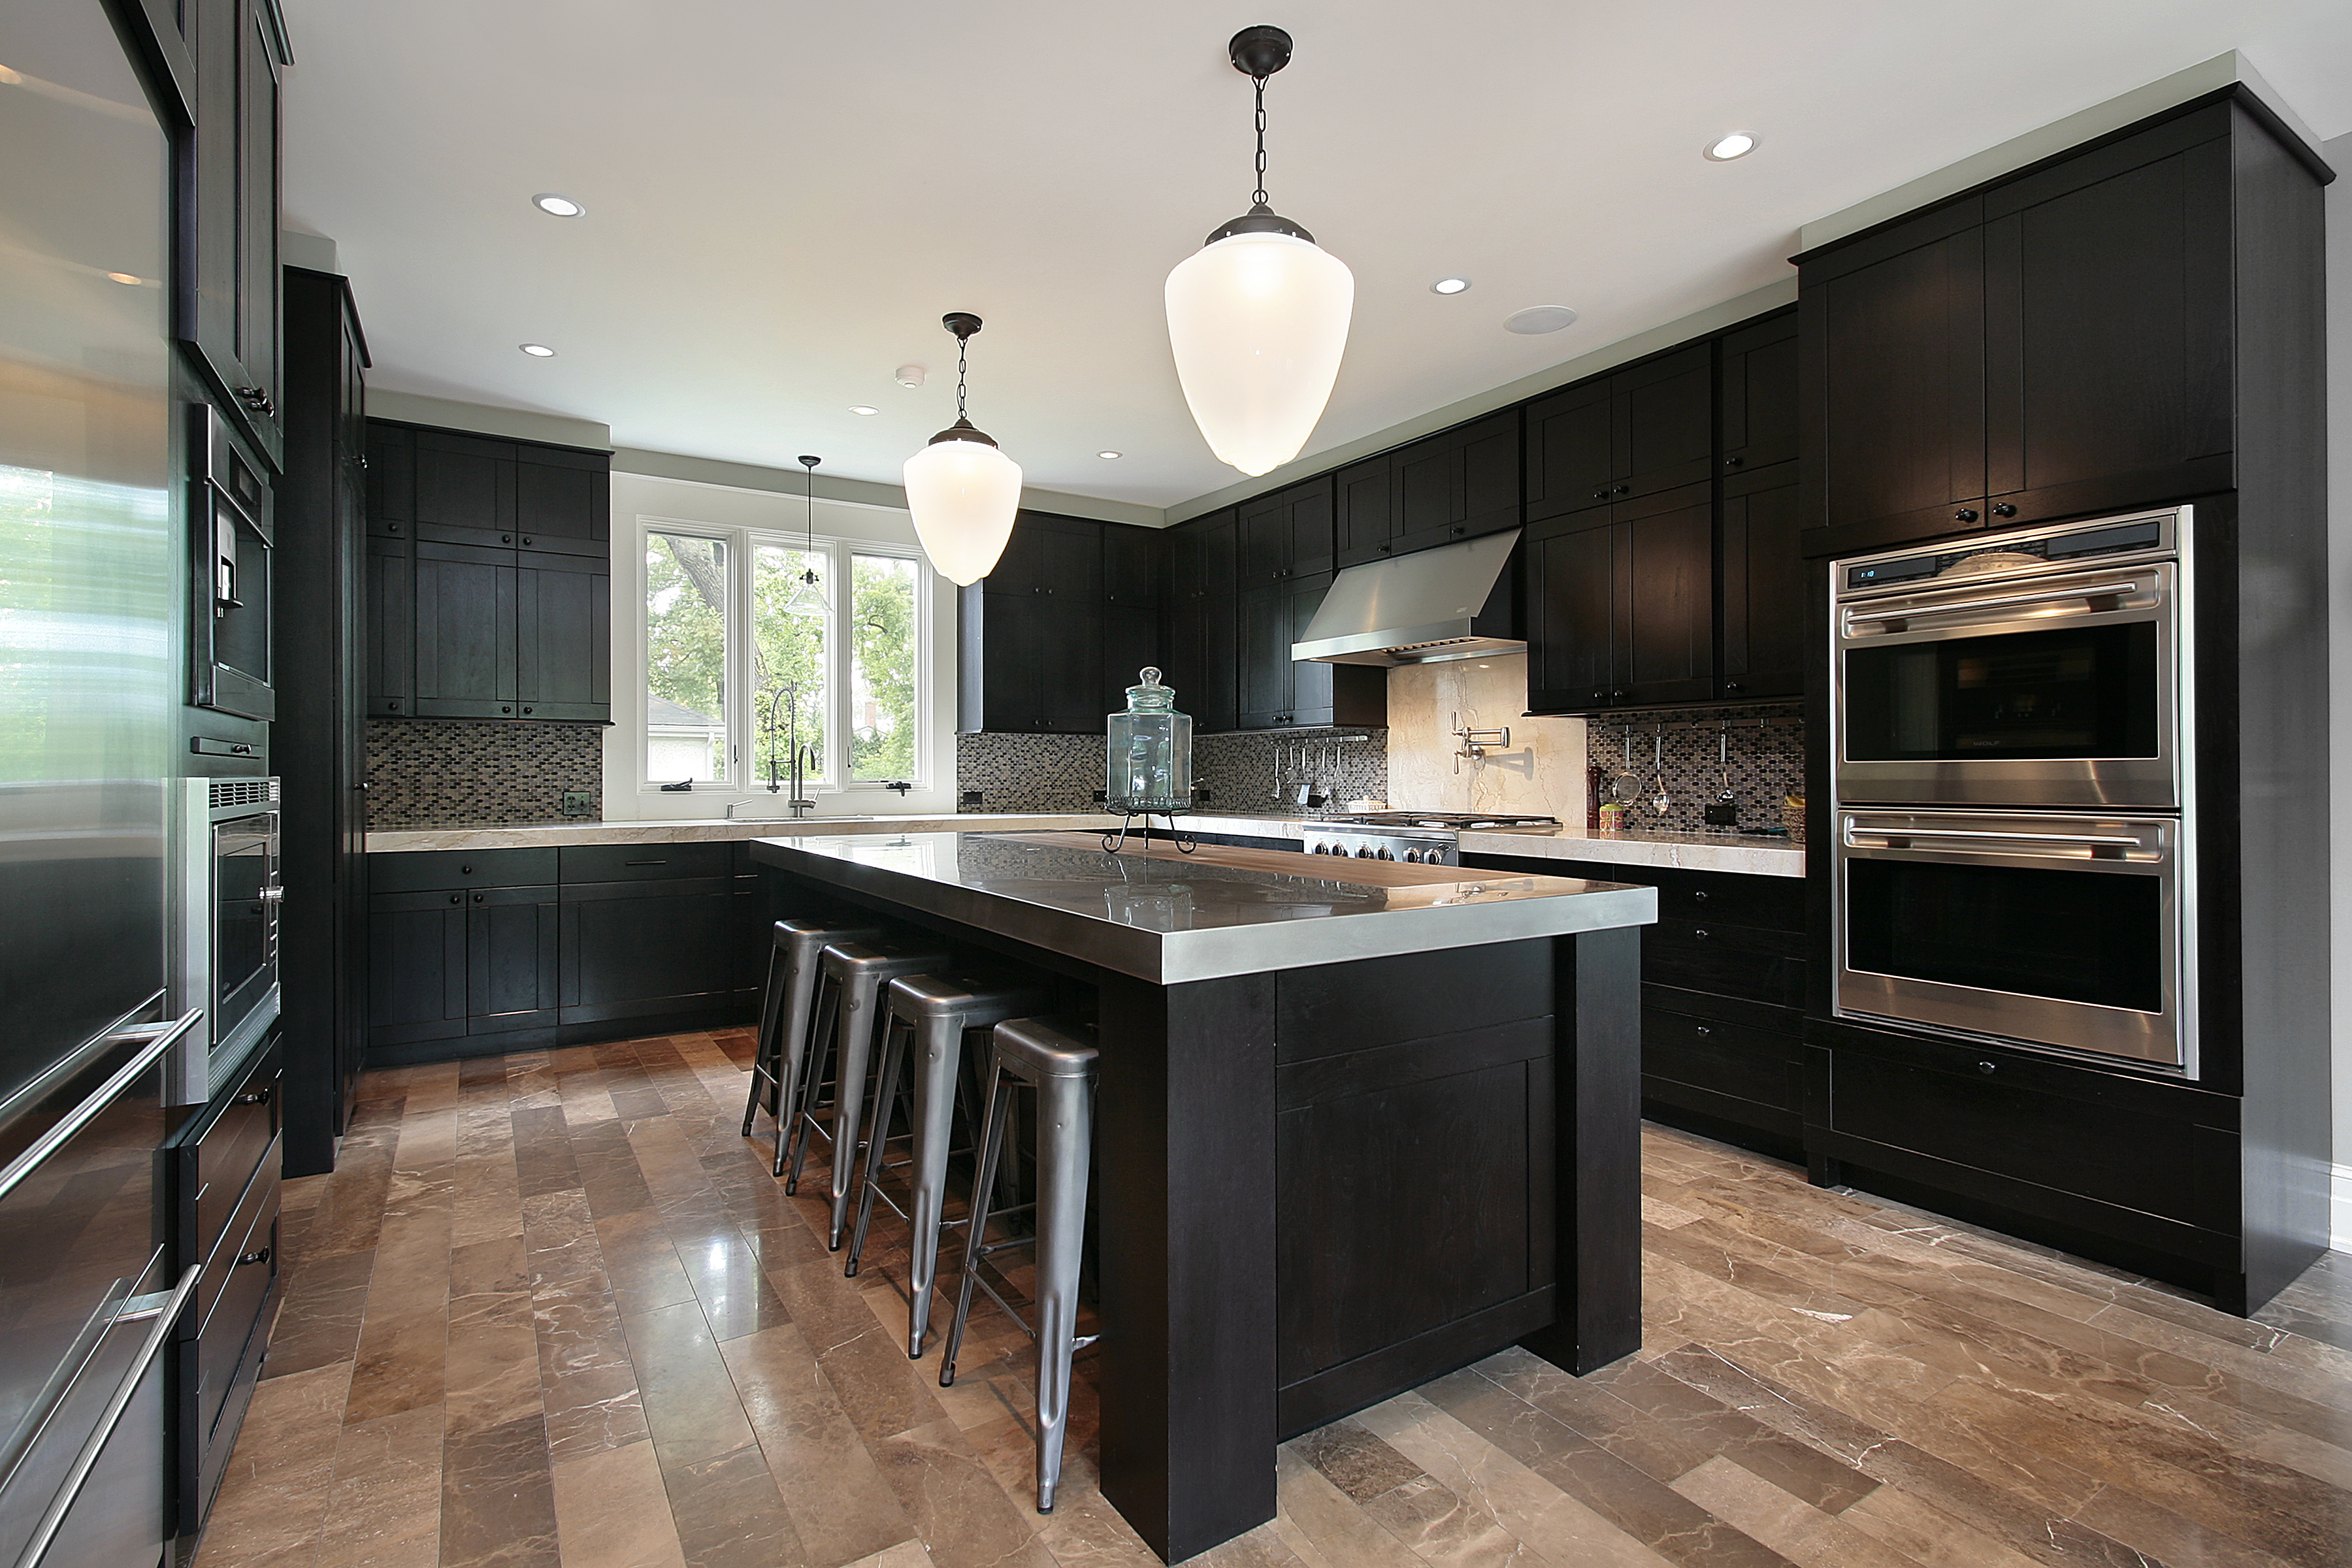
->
(753, 544, 829, 787)
(644, 532, 728, 781)
(849, 553, 917, 781)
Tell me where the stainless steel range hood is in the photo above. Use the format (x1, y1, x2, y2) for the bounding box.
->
(1292, 529, 1524, 666)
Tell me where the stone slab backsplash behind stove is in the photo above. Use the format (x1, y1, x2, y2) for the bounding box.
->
(957, 729, 1389, 814)
(367, 719, 603, 827)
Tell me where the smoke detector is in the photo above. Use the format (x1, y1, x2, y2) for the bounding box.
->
(895, 364, 926, 387)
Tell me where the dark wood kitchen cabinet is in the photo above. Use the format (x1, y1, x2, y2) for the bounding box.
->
(1799, 101, 2239, 555)
(960, 510, 1127, 734)
(1717, 461, 1804, 700)
(1526, 482, 1714, 712)
(182, 0, 291, 466)
(1237, 571, 1382, 732)
(1525, 344, 1712, 525)
(1335, 413, 1520, 567)
(1238, 478, 1334, 583)
(365, 419, 612, 723)
(1161, 511, 1239, 733)
(275, 266, 372, 1176)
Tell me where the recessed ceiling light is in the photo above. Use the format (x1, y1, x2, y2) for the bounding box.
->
(1504, 306, 1578, 335)
(518, 342, 557, 357)
(849, 405, 879, 416)
(1097, 451, 1122, 460)
(105, 271, 142, 286)
(1704, 132, 1757, 162)
(1430, 276, 1471, 295)
(532, 192, 586, 217)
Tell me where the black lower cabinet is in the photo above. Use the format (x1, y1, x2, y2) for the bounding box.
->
(365, 843, 772, 1064)
(170, 1039, 283, 1556)
(1465, 853, 1806, 1161)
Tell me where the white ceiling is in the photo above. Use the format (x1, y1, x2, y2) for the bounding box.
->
(280, 1, 2352, 513)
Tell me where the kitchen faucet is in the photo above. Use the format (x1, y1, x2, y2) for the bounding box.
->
(728, 683, 819, 819)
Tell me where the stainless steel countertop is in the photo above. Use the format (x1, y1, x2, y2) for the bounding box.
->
(749, 832, 1657, 985)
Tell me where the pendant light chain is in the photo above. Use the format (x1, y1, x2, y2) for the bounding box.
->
(955, 333, 971, 421)
(1252, 74, 1269, 208)
(800, 456, 819, 586)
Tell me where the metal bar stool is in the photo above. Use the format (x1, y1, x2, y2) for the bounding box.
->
(785, 936, 951, 1248)
(940, 1016, 1099, 1514)
(740, 917, 880, 1177)
(843, 971, 1054, 1356)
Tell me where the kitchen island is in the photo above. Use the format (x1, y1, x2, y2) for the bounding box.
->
(750, 830, 1656, 1562)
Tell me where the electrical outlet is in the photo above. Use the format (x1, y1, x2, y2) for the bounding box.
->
(562, 790, 596, 817)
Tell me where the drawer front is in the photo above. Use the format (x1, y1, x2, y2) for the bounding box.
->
(1642, 1007, 1802, 1113)
(197, 1150, 280, 1418)
(193, 1058, 280, 1265)
(1644, 920, 1805, 1008)
(368, 848, 559, 893)
(1646, 868, 1804, 932)
(558, 842, 732, 883)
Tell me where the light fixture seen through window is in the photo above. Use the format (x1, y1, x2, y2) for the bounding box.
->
(532, 192, 586, 217)
(901, 313, 1022, 587)
(1705, 133, 1757, 161)
(1164, 25, 1354, 478)
(519, 342, 557, 357)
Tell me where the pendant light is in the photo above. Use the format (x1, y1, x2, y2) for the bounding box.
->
(901, 312, 1022, 587)
(1165, 25, 1354, 478)
(796, 454, 820, 586)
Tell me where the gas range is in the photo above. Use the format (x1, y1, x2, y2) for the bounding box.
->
(1300, 812, 1560, 866)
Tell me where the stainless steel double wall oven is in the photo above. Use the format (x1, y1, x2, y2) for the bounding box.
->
(1829, 509, 2195, 1073)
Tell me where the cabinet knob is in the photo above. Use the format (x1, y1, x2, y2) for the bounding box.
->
(1692, 890, 1708, 901)
(1591, 489, 1608, 501)
(500, 705, 513, 714)
(448, 893, 463, 904)
(1377, 544, 1392, 554)
(461, 864, 473, 874)
(501, 534, 514, 544)
(1694, 1025, 1712, 1036)
(1693, 929, 1710, 940)
(1991, 503, 2017, 518)
(387, 699, 399, 711)
(1613, 689, 1630, 700)
(521, 536, 534, 546)
(1953, 508, 1980, 523)
(236, 1087, 272, 1105)
(472, 892, 484, 903)
(521, 706, 532, 715)
(388, 521, 402, 534)
(1723, 455, 1744, 469)
(237, 1247, 272, 1267)
(1450, 525, 1465, 536)
(1724, 681, 1743, 693)
(1977, 1060, 1997, 1075)
(1612, 483, 1629, 495)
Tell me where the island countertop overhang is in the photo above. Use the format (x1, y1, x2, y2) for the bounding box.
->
(749, 831, 1658, 985)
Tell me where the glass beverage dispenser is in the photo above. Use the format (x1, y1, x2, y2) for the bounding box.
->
(1105, 667, 1193, 814)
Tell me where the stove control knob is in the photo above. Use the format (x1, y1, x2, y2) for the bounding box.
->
(1377, 847, 1395, 860)
(1354, 845, 1376, 858)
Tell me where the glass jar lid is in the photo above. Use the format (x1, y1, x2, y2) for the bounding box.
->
(1124, 666, 1177, 711)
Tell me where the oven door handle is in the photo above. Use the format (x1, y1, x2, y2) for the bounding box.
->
(1842, 577, 2161, 634)
(0, 1010, 204, 1207)
(1848, 826, 2145, 847)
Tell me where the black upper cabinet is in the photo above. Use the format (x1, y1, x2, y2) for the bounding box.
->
(365, 419, 612, 722)
(1526, 346, 1711, 526)
(1719, 313, 1799, 475)
(1161, 512, 1239, 734)
(1239, 478, 1334, 583)
(1526, 512, 1620, 713)
(1235, 572, 1380, 731)
(1103, 523, 1162, 608)
(984, 512, 1101, 599)
(1718, 463, 1805, 700)
(1526, 481, 1714, 713)
(958, 512, 1113, 733)
(1333, 414, 1520, 567)
(1801, 103, 2239, 554)
(184, 0, 287, 465)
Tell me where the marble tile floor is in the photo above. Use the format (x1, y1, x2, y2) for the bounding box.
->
(195, 1030, 2352, 1568)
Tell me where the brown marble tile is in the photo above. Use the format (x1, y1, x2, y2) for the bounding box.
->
(345, 1303, 448, 1426)
(593, 1207, 696, 1318)
(446, 1289, 542, 1441)
(514, 1105, 587, 1200)
(265, 1247, 376, 1379)
(622, 1300, 760, 1469)
(440, 1413, 560, 1568)
(540, 1358, 651, 1462)
(317, 1404, 445, 1568)
(717, 1321, 914, 1568)
(1292, 1417, 1428, 1505)
(672, 1226, 792, 1342)
(549, 1441, 686, 1568)
(866, 1418, 1055, 1568)
(653, 1443, 809, 1568)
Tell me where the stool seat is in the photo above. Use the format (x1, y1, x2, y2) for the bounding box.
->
(992, 1017, 1101, 1079)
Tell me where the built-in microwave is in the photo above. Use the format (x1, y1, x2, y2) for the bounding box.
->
(192, 406, 275, 722)
(1832, 807, 2193, 1075)
(172, 778, 280, 1105)
(1831, 509, 2186, 811)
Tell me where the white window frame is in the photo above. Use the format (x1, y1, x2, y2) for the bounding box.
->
(632, 515, 934, 801)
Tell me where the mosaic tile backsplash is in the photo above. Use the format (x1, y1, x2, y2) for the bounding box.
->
(1580, 703, 1805, 835)
(366, 719, 603, 828)
(956, 728, 1390, 815)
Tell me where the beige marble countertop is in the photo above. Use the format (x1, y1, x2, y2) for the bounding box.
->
(365, 809, 1805, 877)
(1457, 825, 1806, 878)
(365, 812, 1127, 853)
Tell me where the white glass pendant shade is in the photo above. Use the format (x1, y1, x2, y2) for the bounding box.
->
(1165, 229, 1354, 477)
(902, 432, 1022, 587)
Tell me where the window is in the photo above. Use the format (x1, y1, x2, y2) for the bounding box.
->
(638, 520, 929, 795)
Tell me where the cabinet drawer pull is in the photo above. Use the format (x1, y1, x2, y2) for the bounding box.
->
(237, 1247, 272, 1267)
(235, 1088, 272, 1106)
(461, 864, 474, 874)
(623, 859, 667, 866)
